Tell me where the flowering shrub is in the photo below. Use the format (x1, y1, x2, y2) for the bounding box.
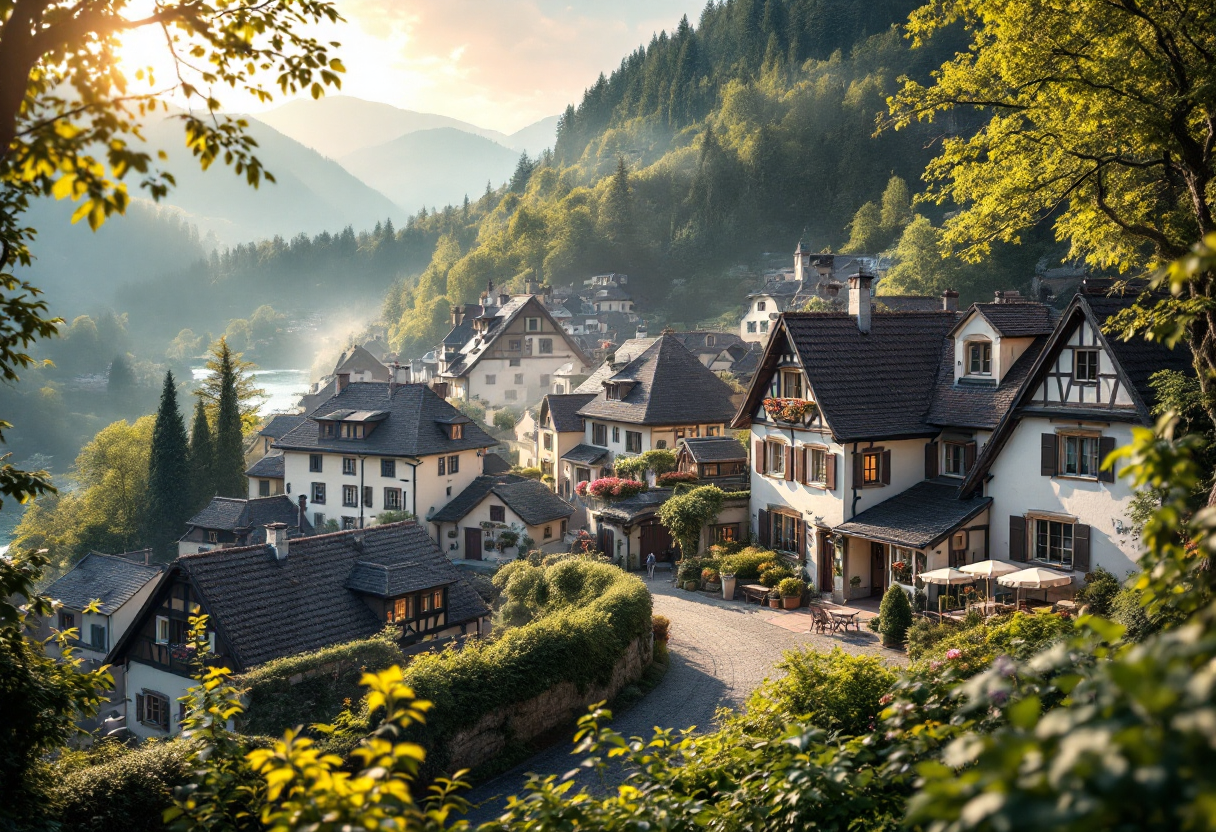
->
(701, 568, 720, 583)
(891, 560, 912, 583)
(762, 397, 817, 423)
(656, 471, 698, 486)
(575, 481, 589, 497)
(587, 476, 648, 501)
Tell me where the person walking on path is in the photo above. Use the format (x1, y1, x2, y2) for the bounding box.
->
(646, 552, 656, 579)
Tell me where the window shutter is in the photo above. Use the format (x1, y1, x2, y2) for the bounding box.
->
(925, 441, 939, 479)
(1009, 516, 1027, 562)
(964, 441, 977, 472)
(852, 452, 863, 487)
(1098, 436, 1117, 483)
(758, 509, 770, 547)
(136, 693, 144, 724)
(159, 697, 169, 729)
(881, 449, 891, 485)
(794, 447, 806, 484)
(755, 440, 765, 474)
(1040, 434, 1057, 476)
(797, 519, 806, 560)
(784, 446, 794, 481)
(825, 453, 837, 490)
(1073, 524, 1091, 572)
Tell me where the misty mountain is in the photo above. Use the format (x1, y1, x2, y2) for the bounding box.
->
(338, 127, 520, 211)
(507, 114, 561, 157)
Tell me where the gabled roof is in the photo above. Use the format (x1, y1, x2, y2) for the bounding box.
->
(186, 495, 310, 534)
(44, 552, 161, 615)
(541, 393, 597, 433)
(144, 522, 488, 670)
(258, 414, 306, 439)
(925, 336, 1048, 430)
(430, 474, 574, 526)
(275, 382, 496, 458)
(735, 311, 961, 442)
(680, 436, 747, 463)
(670, 330, 744, 357)
(561, 443, 609, 465)
(834, 480, 991, 549)
(482, 452, 512, 475)
(246, 451, 285, 479)
(949, 301, 1057, 338)
(576, 335, 738, 426)
(439, 295, 592, 379)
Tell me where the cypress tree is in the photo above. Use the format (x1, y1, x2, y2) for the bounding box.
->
(146, 372, 191, 561)
(187, 398, 215, 511)
(212, 340, 248, 497)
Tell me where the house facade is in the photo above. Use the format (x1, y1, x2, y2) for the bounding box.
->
(109, 522, 490, 739)
(178, 495, 312, 556)
(586, 488, 751, 569)
(536, 392, 597, 497)
(430, 473, 575, 560)
(273, 381, 497, 536)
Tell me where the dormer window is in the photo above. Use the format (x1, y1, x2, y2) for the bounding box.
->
(757, 301, 767, 311)
(780, 370, 803, 399)
(967, 341, 992, 375)
(450, 423, 463, 440)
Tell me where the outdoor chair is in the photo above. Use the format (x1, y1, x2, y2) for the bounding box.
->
(809, 605, 833, 634)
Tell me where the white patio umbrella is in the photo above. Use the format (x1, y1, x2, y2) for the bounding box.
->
(997, 567, 1073, 608)
(959, 560, 1022, 601)
(918, 567, 977, 615)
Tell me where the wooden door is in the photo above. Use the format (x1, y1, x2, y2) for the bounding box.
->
(640, 523, 676, 562)
(817, 527, 833, 593)
(597, 527, 615, 559)
(464, 527, 482, 560)
(870, 542, 887, 597)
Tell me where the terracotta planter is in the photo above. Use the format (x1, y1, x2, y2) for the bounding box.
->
(721, 574, 737, 600)
(781, 595, 800, 610)
(768, 596, 781, 609)
(684, 580, 699, 592)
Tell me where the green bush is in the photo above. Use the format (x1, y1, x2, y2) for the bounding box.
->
(759, 565, 794, 588)
(463, 571, 499, 605)
(911, 610, 1073, 669)
(1112, 587, 1156, 641)
(878, 584, 913, 645)
(1076, 566, 1122, 617)
(906, 617, 956, 660)
(50, 740, 192, 832)
(718, 547, 775, 579)
(778, 577, 805, 597)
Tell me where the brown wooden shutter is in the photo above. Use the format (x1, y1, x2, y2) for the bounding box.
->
(800, 447, 810, 484)
(881, 449, 891, 485)
(755, 440, 765, 474)
(1098, 436, 1117, 483)
(784, 446, 795, 481)
(758, 509, 770, 547)
(1041, 434, 1057, 476)
(853, 451, 863, 487)
(793, 446, 805, 484)
(925, 441, 939, 479)
(825, 453, 837, 490)
(964, 441, 977, 473)
(797, 519, 806, 560)
(1009, 515, 1027, 562)
(135, 693, 144, 725)
(1073, 524, 1091, 572)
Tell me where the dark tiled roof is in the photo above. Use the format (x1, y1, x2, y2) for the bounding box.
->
(681, 436, 747, 463)
(482, 452, 512, 475)
(430, 474, 525, 523)
(574, 338, 656, 392)
(45, 553, 161, 615)
(335, 344, 389, 378)
(430, 475, 574, 525)
(345, 560, 457, 597)
(246, 451, 285, 479)
(259, 414, 306, 439)
(593, 489, 673, 523)
(177, 522, 488, 669)
(186, 495, 310, 534)
(1084, 294, 1193, 411)
(275, 383, 496, 458)
(591, 285, 632, 301)
(834, 481, 991, 549)
(925, 336, 1048, 430)
(775, 312, 961, 441)
(440, 296, 591, 379)
(561, 443, 609, 465)
(957, 302, 1057, 337)
(877, 296, 941, 313)
(672, 330, 745, 356)
(576, 335, 738, 426)
(543, 393, 597, 433)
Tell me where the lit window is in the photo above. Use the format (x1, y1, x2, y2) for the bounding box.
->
(706, 426, 719, 436)
(968, 342, 992, 375)
(1062, 434, 1100, 478)
(862, 452, 881, 484)
(1074, 349, 1100, 382)
(1035, 519, 1074, 568)
(450, 424, 463, 440)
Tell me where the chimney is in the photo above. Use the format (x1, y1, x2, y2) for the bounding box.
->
(635, 322, 648, 339)
(451, 307, 464, 326)
(266, 522, 289, 560)
(499, 292, 510, 306)
(942, 289, 959, 311)
(336, 372, 350, 392)
(847, 273, 873, 333)
(297, 494, 307, 532)
(825, 283, 840, 299)
(994, 290, 1022, 304)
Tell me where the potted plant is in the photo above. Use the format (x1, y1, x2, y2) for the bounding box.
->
(720, 570, 737, 601)
(778, 577, 805, 610)
(878, 584, 913, 649)
(849, 574, 862, 599)
(767, 589, 782, 609)
(701, 567, 721, 592)
(891, 560, 912, 584)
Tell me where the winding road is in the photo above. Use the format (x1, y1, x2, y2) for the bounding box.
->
(463, 578, 898, 821)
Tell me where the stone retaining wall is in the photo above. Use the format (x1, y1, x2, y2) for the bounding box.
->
(445, 633, 654, 771)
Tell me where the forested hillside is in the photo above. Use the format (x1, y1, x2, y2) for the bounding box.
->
(380, 0, 1030, 359)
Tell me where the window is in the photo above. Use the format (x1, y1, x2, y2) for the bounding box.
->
(311, 482, 326, 504)
(505, 389, 518, 401)
(490, 505, 505, 522)
(541, 460, 554, 476)
(509, 339, 522, 351)
(446, 486, 452, 496)
(58, 610, 75, 634)
(759, 321, 769, 333)
(342, 516, 357, 530)
(447, 455, 459, 474)
(713, 524, 739, 543)
(309, 454, 323, 472)
(771, 513, 798, 551)
(259, 479, 271, 497)
(450, 423, 463, 440)
(387, 595, 415, 623)
(343, 457, 357, 476)
(139, 690, 169, 729)
(485, 374, 496, 385)
(543, 525, 552, 539)
(655, 439, 667, 449)
(1075, 349, 1100, 382)
(968, 341, 992, 375)
(703, 463, 720, 477)
(155, 615, 170, 645)
(543, 433, 553, 450)
(438, 456, 446, 475)
(540, 374, 550, 387)
(944, 442, 967, 476)
(514, 373, 524, 385)
(314, 512, 326, 528)
(810, 447, 828, 484)
(90, 624, 106, 650)
(747, 321, 757, 333)
(539, 338, 553, 354)
(862, 451, 881, 485)
(1034, 518, 1074, 568)
(626, 430, 642, 453)
(207, 531, 219, 543)
(612, 426, 620, 443)
(341, 422, 366, 439)
(363, 486, 374, 507)
(381, 459, 396, 478)
(766, 441, 786, 476)
(593, 423, 608, 446)
(526, 317, 541, 332)
(509, 358, 521, 367)
(343, 485, 358, 507)
(757, 301, 767, 311)
(561, 519, 567, 536)
(781, 370, 802, 399)
(707, 426, 720, 436)
(1061, 434, 1100, 478)
(384, 488, 402, 510)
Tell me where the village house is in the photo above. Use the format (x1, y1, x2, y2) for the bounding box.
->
(536, 392, 596, 497)
(178, 494, 312, 556)
(430, 473, 575, 560)
(273, 381, 498, 536)
(585, 487, 751, 569)
(435, 286, 592, 409)
(108, 521, 490, 739)
(675, 436, 750, 491)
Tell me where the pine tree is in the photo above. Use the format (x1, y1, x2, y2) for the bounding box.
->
(211, 339, 248, 498)
(508, 152, 534, 193)
(107, 353, 135, 396)
(601, 156, 634, 247)
(145, 372, 191, 561)
(187, 398, 215, 511)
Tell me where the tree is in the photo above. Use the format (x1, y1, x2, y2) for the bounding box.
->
(209, 340, 248, 498)
(878, 175, 913, 237)
(188, 399, 215, 512)
(493, 408, 519, 432)
(879, 215, 960, 296)
(106, 353, 135, 396)
(887, 0, 1216, 435)
(508, 152, 534, 193)
(145, 372, 191, 561)
(843, 201, 885, 252)
(196, 338, 264, 433)
(657, 484, 725, 559)
(600, 156, 635, 248)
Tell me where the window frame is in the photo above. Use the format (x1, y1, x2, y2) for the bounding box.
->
(342, 484, 358, 508)
(342, 457, 357, 476)
(862, 451, 882, 485)
(625, 430, 642, 453)
(309, 454, 323, 473)
(258, 479, 271, 497)
(967, 340, 993, 376)
(592, 423, 608, 446)
(757, 301, 767, 311)
(526, 317, 541, 332)
(384, 487, 402, 511)
(1033, 516, 1075, 569)
(538, 338, 553, 354)
(746, 321, 757, 333)
(810, 446, 828, 486)
(447, 454, 459, 474)
(543, 432, 553, 451)
(490, 505, 505, 522)
(314, 512, 325, 528)
(765, 440, 787, 477)
(1074, 349, 1100, 383)
(90, 623, 106, 650)
(943, 442, 967, 477)
(450, 423, 463, 440)
(381, 459, 396, 478)
(140, 690, 170, 730)
(311, 482, 326, 504)
(1059, 432, 1101, 479)
(155, 615, 170, 645)
(485, 374, 496, 385)
(780, 369, 803, 399)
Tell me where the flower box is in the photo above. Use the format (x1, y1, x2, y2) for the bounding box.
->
(762, 397, 818, 424)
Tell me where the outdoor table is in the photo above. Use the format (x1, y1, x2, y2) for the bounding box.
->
(830, 611, 860, 632)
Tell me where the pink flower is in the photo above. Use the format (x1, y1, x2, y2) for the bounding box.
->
(945, 648, 962, 660)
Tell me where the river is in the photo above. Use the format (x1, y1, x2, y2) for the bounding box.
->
(190, 367, 311, 417)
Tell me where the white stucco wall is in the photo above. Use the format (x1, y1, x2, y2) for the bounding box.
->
(124, 660, 195, 739)
(436, 495, 568, 560)
(465, 355, 576, 409)
(740, 295, 782, 344)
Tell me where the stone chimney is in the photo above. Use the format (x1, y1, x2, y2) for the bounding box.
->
(336, 372, 351, 393)
(266, 522, 289, 560)
(451, 307, 465, 326)
(635, 321, 649, 339)
(994, 290, 1022, 304)
(297, 494, 307, 532)
(942, 289, 959, 311)
(499, 292, 510, 306)
(847, 273, 873, 333)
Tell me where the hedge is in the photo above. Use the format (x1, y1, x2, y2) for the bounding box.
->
(50, 740, 192, 832)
